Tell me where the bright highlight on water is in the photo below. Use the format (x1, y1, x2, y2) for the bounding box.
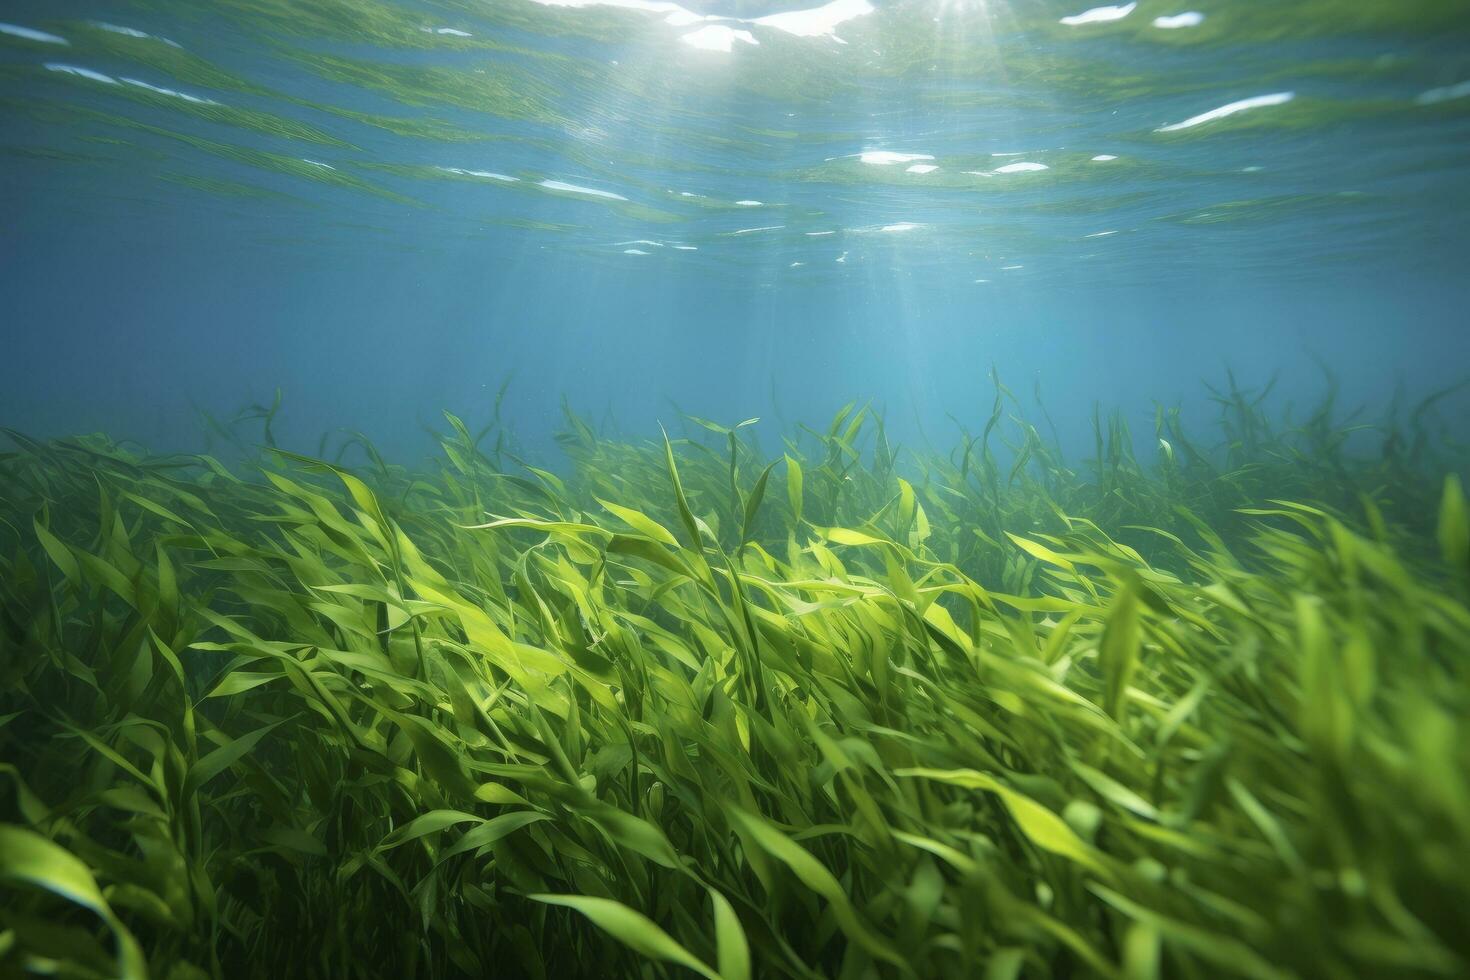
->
(1, 1, 1468, 979)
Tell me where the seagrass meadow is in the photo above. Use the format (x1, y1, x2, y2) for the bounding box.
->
(1, 376, 1467, 980)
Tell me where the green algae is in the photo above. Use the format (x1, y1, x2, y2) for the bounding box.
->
(0, 377, 1466, 979)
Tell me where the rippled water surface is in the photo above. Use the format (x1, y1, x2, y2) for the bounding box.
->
(7, 0, 1470, 272)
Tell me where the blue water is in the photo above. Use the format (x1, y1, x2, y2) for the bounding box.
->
(3, 0, 1468, 458)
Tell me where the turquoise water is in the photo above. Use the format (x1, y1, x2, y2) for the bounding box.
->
(2, 0, 1468, 451)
